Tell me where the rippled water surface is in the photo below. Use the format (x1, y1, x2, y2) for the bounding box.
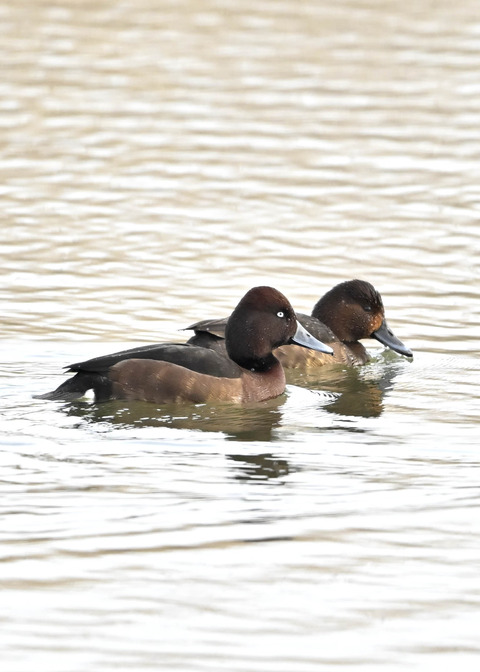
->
(2, 0, 480, 670)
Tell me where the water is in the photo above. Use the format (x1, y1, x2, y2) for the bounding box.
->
(1, 0, 480, 669)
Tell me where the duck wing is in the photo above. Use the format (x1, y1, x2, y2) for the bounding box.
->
(184, 317, 228, 338)
(69, 342, 240, 378)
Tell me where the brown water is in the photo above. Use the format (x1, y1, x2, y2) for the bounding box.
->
(1, 1, 480, 670)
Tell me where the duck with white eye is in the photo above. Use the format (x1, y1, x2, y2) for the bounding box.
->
(246, 310, 333, 372)
(35, 286, 333, 405)
(224, 298, 334, 375)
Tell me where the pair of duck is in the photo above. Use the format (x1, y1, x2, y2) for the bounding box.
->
(36, 280, 412, 405)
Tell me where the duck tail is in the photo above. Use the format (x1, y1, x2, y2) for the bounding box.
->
(33, 372, 97, 401)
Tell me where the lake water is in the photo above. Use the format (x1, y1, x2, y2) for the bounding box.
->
(1, 0, 480, 670)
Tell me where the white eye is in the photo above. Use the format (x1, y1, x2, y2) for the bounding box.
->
(277, 311, 285, 318)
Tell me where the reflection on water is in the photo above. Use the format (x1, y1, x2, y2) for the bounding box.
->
(291, 351, 409, 418)
(64, 394, 286, 441)
(228, 452, 291, 481)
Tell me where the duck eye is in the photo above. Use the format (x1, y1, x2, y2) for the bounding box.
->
(276, 311, 285, 318)
(363, 305, 372, 313)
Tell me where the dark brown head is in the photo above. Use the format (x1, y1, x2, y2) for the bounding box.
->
(225, 286, 333, 371)
(312, 279, 412, 357)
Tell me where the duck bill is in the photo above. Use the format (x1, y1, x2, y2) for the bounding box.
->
(372, 319, 413, 357)
(290, 321, 334, 355)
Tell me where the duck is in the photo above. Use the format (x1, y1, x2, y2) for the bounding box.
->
(34, 286, 333, 404)
(185, 279, 412, 368)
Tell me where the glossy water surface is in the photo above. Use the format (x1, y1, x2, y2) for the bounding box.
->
(1, 1, 480, 670)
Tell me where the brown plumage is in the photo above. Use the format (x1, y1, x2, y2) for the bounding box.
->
(35, 286, 333, 404)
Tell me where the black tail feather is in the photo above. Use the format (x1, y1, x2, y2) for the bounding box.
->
(33, 372, 108, 401)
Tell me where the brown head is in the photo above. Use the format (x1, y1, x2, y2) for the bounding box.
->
(225, 286, 333, 371)
(312, 279, 412, 357)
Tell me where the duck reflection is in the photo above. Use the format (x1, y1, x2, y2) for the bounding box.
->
(287, 352, 406, 418)
(64, 394, 285, 441)
(64, 399, 291, 481)
(227, 452, 290, 481)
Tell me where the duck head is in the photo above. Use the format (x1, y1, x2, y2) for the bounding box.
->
(312, 279, 412, 357)
(226, 286, 334, 371)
